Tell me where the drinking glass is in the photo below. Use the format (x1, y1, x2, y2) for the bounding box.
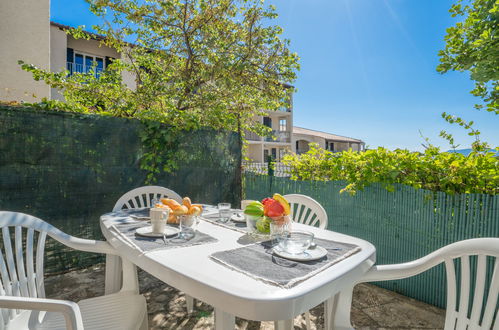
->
(218, 202, 231, 210)
(219, 209, 232, 223)
(270, 215, 292, 243)
(245, 214, 259, 233)
(178, 215, 198, 240)
(218, 203, 231, 223)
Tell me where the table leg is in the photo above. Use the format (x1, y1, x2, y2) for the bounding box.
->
(324, 285, 355, 330)
(274, 319, 293, 330)
(185, 295, 194, 313)
(104, 254, 122, 294)
(215, 308, 235, 330)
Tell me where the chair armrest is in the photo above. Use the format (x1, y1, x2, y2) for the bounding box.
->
(360, 249, 449, 282)
(53, 235, 118, 255)
(360, 238, 499, 283)
(0, 296, 84, 330)
(360, 263, 429, 282)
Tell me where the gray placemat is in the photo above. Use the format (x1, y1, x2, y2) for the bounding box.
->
(210, 238, 361, 288)
(201, 209, 248, 233)
(103, 209, 218, 253)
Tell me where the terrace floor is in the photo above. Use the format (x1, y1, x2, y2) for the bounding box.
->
(45, 264, 445, 329)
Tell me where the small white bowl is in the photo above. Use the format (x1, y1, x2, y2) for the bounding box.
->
(278, 230, 314, 255)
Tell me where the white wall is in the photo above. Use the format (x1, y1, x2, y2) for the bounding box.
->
(292, 133, 325, 152)
(0, 0, 51, 102)
(247, 144, 263, 162)
(121, 47, 137, 91)
(67, 36, 137, 91)
(50, 25, 68, 100)
(263, 111, 291, 132)
(67, 36, 120, 59)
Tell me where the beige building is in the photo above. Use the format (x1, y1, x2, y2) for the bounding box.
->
(1, 0, 366, 159)
(0, 0, 51, 102)
(293, 126, 365, 154)
(0, 0, 135, 102)
(245, 88, 293, 163)
(50, 22, 137, 100)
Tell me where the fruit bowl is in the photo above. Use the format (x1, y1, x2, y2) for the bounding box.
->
(243, 194, 291, 234)
(156, 197, 202, 224)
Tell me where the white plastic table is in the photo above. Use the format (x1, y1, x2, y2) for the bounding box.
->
(100, 213, 376, 330)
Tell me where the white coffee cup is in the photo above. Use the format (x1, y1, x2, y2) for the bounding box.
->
(150, 208, 169, 234)
(241, 199, 255, 210)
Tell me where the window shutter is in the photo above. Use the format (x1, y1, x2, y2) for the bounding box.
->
(66, 48, 74, 63)
(66, 48, 74, 74)
(105, 56, 114, 68)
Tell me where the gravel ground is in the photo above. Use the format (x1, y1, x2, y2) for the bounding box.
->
(45, 264, 445, 329)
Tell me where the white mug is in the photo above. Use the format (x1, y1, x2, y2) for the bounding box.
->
(241, 199, 255, 210)
(150, 208, 169, 234)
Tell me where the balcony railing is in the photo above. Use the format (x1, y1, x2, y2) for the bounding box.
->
(245, 130, 291, 143)
(265, 130, 291, 143)
(67, 62, 103, 77)
(245, 131, 262, 141)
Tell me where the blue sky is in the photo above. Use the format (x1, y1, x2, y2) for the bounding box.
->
(51, 0, 498, 151)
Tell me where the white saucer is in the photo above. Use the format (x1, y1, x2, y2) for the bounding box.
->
(135, 226, 179, 238)
(130, 215, 150, 220)
(273, 245, 328, 261)
(231, 212, 246, 223)
(201, 206, 219, 217)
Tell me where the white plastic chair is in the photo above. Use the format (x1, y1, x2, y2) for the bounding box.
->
(113, 186, 195, 313)
(113, 185, 182, 211)
(282, 194, 328, 329)
(328, 238, 499, 329)
(284, 194, 328, 229)
(0, 211, 148, 330)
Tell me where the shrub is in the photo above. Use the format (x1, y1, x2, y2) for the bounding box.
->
(282, 144, 499, 195)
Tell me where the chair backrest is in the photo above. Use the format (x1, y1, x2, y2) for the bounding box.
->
(0, 212, 62, 325)
(364, 238, 499, 330)
(113, 186, 182, 211)
(439, 239, 499, 329)
(283, 194, 328, 229)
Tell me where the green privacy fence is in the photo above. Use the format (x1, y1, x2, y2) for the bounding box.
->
(0, 106, 241, 273)
(244, 173, 499, 308)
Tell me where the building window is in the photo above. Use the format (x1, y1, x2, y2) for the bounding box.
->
(279, 119, 287, 131)
(263, 117, 272, 128)
(296, 141, 299, 151)
(329, 142, 334, 151)
(264, 149, 269, 162)
(68, 51, 105, 77)
(278, 92, 291, 112)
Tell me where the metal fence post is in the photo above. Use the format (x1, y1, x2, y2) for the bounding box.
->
(267, 155, 274, 192)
